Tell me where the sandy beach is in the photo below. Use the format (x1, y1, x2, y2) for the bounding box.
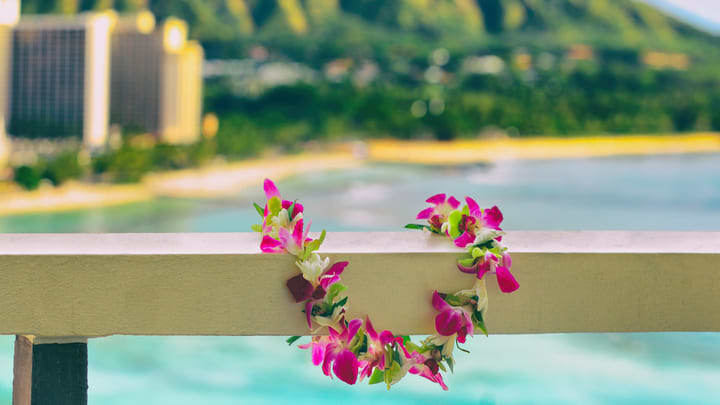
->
(0, 151, 362, 216)
(1, 133, 718, 216)
(367, 133, 720, 165)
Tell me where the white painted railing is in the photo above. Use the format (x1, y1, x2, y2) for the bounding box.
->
(1, 231, 719, 404)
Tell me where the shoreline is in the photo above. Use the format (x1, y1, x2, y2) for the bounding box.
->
(0, 151, 362, 217)
(367, 133, 720, 165)
(1, 133, 719, 216)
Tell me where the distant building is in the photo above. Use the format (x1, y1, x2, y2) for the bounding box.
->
(566, 44, 595, 61)
(111, 15, 203, 144)
(9, 12, 114, 149)
(1, 4, 203, 156)
(0, 0, 20, 167)
(157, 19, 204, 144)
(642, 51, 689, 70)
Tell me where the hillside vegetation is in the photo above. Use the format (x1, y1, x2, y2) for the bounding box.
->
(17, 1, 720, 156)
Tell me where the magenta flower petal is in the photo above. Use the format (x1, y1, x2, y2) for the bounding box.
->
(416, 207, 434, 220)
(379, 330, 394, 346)
(302, 219, 311, 242)
(287, 274, 314, 302)
(311, 341, 326, 366)
(447, 196, 461, 209)
(260, 235, 282, 252)
(454, 231, 475, 248)
(263, 178, 281, 199)
(292, 219, 304, 248)
(277, 227, 290, 247)
(465, 196, 481, 217)
(483, 205, 504, 229)
(319, 274, 340, 290)
(322, 347, 337, 377)
(477, 260, 491, 280)
(333, 349, 359, 385)
(502, 253, 512, 268)
(364, 316, 378, 341)
(294, 202, 304, 214)
(418, 369, 448, 391)
(281, 200, 304, 217)
(476, 252, 496, 279)
(426, 193, 446, 205)
(432, 291, 452, 312)
(435, 309, 462, 336)
(457, 260, 478, 274)
(462, 312, 474, 338)
(323, 261, 349, 278)
(496, 265, 519, 293)
(319, 261, 348, 289)
(346, 318, 363, 341)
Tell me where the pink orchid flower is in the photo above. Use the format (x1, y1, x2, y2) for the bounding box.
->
(416, 193, 461, 231)
(359, 317, 395, 381)
(260, 179, 305, 237)
(453, 197, 503, 248)
(394, 337, 449, 391)
(262, 179, 305, 217)
(300, 319, 364, 385)
(286, 261, 349, 327)
(260, 217, 311, 254)
(432, 291, 474, 343)
(410, 357, 448, 391)
(457, 252, 519, 293)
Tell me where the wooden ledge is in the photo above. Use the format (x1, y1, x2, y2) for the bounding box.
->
(0, 232, 718, 337)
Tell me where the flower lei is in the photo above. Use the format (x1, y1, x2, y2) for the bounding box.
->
(253, 179, 519, 391)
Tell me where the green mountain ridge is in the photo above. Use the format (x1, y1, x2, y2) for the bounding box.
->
(20, 0, 719, 60)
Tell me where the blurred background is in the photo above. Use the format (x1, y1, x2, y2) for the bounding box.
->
(0, 0, 719, 403)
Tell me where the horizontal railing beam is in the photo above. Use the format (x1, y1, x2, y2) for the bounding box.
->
(0, 231, 718, 336)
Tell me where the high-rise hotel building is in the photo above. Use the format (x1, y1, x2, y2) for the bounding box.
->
(9, 12, 114, 149)
(0, 0, 203, 159)
(0, 0, 20, 167)
(111, 15, 204, 144)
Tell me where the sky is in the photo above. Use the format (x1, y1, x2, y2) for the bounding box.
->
(640, 0, 720, 33)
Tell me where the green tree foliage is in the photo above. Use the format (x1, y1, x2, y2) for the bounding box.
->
(13, 166, 43, 190)
(42, 152, 83, 186)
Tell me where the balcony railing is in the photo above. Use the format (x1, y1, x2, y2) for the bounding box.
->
(1, 231, 719, 404)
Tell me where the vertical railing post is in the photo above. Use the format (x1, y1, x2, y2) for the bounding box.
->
(12, 336, 88, 405)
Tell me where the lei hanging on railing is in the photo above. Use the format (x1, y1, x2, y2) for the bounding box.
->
(253, 179, 519, 391)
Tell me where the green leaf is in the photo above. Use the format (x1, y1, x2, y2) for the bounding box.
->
(384, 361, 402, 389)
(456, 342, 470, 354)
(325, 283, 347, 304)
(250, 224, 263, 232)
(444, 355, 455, 373)
(473, 240, 495, 251)
(268, 197, 282, 216)
(331, 296, 348, 312)
(286, 336, 302, 346)
(368, 368, 385, 385)
(472, 310, 488, 336)
(253, 202, 265, 217)
(288, 201, 296, 218)
(404, 223, 429, 231)
(457, 257, 475, 268)
(443, 292, 467, 306)
(448, 210, 463, 238)
(316, 229, 327, 246)
(301, 229, 327, 260)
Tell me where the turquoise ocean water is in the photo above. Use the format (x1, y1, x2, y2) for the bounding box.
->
(0, 154, 719, 404)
